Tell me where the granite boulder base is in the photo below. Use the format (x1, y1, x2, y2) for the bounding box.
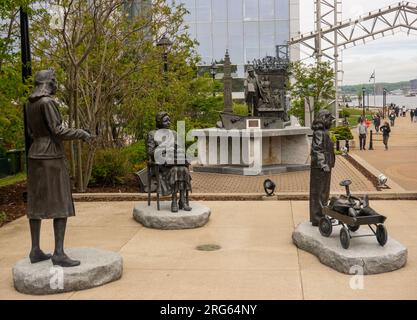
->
(133, 202, 211, 230)
(13, 248, 123, 295)
(292, 222, 407, 275)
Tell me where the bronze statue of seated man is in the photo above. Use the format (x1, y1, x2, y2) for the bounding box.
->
(147, 112, 192, 213)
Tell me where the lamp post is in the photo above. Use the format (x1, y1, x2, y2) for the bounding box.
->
(210, 61, 218, 97)
(156, 35, 173, 74)
(383, 88, 387, 119)
(20, 6, 32, 171)
(362, 87, 366, 118)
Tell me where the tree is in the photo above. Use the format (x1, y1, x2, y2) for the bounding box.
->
(0, 0, 38, 149)
(30, 0, 201, 191)
(288, 61, 335, 125)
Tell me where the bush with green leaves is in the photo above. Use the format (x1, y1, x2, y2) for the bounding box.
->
(89, 148, 132, 187)
(233, 103, 248, 116)
(329, 125, 354, 141)
(121, 140, 147, 171)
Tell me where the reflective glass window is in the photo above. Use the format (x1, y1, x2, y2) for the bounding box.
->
(197, 22, 213, 64)
(228, 21, 244, 63)
(244, 21, 259, 62)
(196, 0, 211, 22)
(243, 0, 258, 21)
(275, 20, 289, 44)
(213, 0, 228, 21)
(180, 0, 196, 22)
(259, 0, 274, 20)
(275, 0, 289, 20)
(213, 22, 228, 61)
(228, 0, 243, 21)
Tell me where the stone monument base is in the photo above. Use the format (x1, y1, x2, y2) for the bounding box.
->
(133, 201, 211, 230)
(13, 248, 123, 295)
(292, 222, 407, 275)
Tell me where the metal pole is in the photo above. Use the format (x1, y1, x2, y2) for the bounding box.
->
(362, 88, 366, 117)
(333, 0, 339, 126)
(373, 72, 376, 107)
(20, 7, 32, 169)
(369, 130, 374, 150)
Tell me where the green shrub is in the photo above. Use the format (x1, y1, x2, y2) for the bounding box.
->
(90, 148, 132, 187)
(330, 125, 354, 141)
(233, 103, 248, 116)
(339, 108, 351, 118)
(121, 140, 147, 167)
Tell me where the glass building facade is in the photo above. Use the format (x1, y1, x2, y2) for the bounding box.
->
(177, 0, 297, 77)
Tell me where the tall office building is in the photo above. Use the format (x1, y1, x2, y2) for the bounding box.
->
(177, 0, 300, 77)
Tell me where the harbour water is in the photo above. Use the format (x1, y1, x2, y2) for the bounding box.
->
(345, 95, 417, 109)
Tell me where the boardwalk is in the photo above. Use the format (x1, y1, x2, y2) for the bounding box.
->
(352, 114, 417, 190)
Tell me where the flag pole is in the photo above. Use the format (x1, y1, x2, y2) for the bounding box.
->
(373, 70, 376, 108)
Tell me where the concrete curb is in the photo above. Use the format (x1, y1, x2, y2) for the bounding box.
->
(73, 191, 417, 202)
(347, 153, 405, 192)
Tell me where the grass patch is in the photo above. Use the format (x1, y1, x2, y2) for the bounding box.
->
(0, 172, 27, 188)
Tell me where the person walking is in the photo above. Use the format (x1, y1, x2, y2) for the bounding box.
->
(410, 109, 414, 122)
(380, 121, 391, 151)
(402, 106, 407, 117)
(389, 111, 396, 127)
(414, 108, 417, 123)
(358, 119, 368, 150)
(373, 114, 381, 133)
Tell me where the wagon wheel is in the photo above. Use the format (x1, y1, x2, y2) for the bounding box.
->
(348, 225, 360, 232)
(376, 224, 388, 246)
(340, 227, 350, 249)
(319, 217, 333, 237)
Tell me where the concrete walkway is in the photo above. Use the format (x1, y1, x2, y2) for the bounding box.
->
(352, 115, 417, 190)
(0, 201, 416, 300)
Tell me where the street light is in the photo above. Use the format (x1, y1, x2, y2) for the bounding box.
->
(156, 35, 173, 74)
(210, 61, 218, 97)
(383, 88, 387, 119)
(362, 87, 366, 118)
(20, 6, 32, 173)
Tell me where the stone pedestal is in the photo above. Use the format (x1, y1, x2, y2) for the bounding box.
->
(133, 202, 211, 230)
(13, 248, 123, 295)
(293, 222, 407, 275)
(191, 127, 312, 175)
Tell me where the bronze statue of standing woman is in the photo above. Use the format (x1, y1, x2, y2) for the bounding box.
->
(26, 70, 92, 267)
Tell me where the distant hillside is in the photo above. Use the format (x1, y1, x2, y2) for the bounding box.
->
(342, 81, 413, 94)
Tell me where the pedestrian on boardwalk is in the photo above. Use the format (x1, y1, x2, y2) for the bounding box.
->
(389, 111, 396, 127)
(373, 114, 381, 133)
(395, 106, 400, 117)
(358, 119, 368, 150)
(402, 106, 407, 117)
(410, 109, 414, 122)
(414, 108, 417, 122)
(380, 121, 391, 151)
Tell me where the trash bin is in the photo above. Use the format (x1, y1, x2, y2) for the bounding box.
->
(6, 149, 25, 175)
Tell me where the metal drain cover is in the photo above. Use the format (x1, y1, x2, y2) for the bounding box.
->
(196, 244, 221, 251)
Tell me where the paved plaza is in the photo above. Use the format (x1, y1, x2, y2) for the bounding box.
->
(0, 200, 416, 300)
(352, 115, 417, 191)
(191, 156, 375, 194)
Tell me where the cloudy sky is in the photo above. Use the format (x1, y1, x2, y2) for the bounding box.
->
(299, 0, 417, 85)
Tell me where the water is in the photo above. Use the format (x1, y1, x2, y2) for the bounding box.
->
(344, 95, 417, 109)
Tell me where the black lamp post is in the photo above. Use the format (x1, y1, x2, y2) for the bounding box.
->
(383, 88, 387, 119)
(20, 6, 32, 169)
(362, 87, 366, 117)
(210, 61, 218, 97)
(156, 35, 173, 74)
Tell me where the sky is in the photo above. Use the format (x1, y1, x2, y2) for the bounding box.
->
(299, 0, 417, 85)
